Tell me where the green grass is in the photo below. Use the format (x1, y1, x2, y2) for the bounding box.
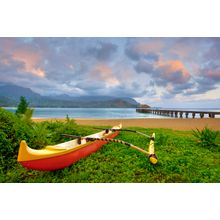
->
(0, 108, 220, 183)
(1, 127, 220, 183)
(192, 127, 219, 149)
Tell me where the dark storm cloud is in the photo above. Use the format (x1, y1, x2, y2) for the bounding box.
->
(125, 46, 141, 61)
(174, 82, 195, 94)
(134, 60, 154, 73)
(178, 38, 220, 96)
(124, 38, 163, 61)
(162, 70, 187, 84)
(184, 75, 219, 96)
(125, 45, 160, 62)
(184, 60, 220, 96)
(204, 38, 220, 61)
(201, 61, 220, 81)
(127, 39, 192, 97)
(133, 58, 192, 95)
(86, 42, 118, 61)
(184, 81, 216, 96)
(144, 52, 159, 62)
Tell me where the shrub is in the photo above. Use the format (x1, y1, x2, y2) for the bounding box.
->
(22, 108, 35, 122)
(192, 127, 219, 149)
(0, 108, 34, 170)
(0, 107, 79, 171)
(29, 123, 52, 149)
(48, 120, 78, 143)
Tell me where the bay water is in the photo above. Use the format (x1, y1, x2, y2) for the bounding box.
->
(3, 107, 220, 119)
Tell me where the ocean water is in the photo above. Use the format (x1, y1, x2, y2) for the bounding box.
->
(4, 107, 169, 119)
(3, 107, 220, 119)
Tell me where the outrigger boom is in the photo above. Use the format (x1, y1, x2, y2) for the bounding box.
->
(62, 132, 158, 165)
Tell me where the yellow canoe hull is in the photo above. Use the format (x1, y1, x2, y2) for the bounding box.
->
(17, 124, 122, 171)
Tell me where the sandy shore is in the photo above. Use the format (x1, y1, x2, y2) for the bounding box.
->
(32, 118, 220, 131)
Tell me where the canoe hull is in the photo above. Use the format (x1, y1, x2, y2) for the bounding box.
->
(19, 131, 119, 171)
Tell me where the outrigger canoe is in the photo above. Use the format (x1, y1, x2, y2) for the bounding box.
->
(17, 124, 122, 171)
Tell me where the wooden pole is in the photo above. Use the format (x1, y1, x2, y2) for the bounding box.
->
(86, 137, 150, 155)
(62, 134, 158, 164)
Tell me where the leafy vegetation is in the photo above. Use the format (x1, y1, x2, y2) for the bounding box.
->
(0, 107, 220, 183)
(192, 127, 219, 149)
(16, 96, 29, 114)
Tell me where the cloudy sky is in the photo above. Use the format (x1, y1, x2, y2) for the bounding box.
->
(0, 37, 220, 107)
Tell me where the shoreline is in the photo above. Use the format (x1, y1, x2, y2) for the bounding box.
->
(32, 118, 220, 131)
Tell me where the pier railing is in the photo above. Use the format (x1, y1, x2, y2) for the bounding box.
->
(136, 108, 220, 118)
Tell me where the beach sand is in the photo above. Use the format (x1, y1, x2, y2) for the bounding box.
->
(32, 118, 220, 131)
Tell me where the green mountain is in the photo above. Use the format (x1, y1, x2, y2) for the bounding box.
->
(0, 83, 140, 108)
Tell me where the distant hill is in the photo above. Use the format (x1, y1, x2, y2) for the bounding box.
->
(0, 83, 140, 108)
(0, 83, 41, 101)
(139, 104, 151, 108)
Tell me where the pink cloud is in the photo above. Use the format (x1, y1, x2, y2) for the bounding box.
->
(1, 58, 10, 65)
(1, 38, 17, 52)
(90, 64, 119, 86)
(0, 39, 46, 78)
(12, 49, 45, 78)
(204, 68, 220, 80)
(125, 39, 164, 60)
(135, 39, 164, 54)
(170, 42, 194, 59)
(158, 60, 190, 83)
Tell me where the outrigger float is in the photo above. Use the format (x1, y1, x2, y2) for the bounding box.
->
(17, 124, 157, 171)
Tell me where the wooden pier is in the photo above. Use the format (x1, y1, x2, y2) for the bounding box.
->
(136, 108, 220, 118)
